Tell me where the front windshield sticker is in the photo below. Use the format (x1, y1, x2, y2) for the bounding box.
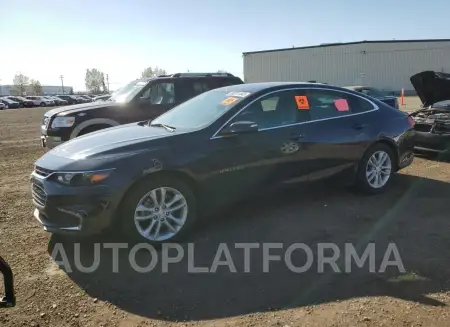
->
(226, 92, 250, 98)
(295, 95, 310, 110)
(221, 97, 239, 105)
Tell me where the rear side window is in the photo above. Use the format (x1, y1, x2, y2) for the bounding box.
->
(193, 81, 211, 96)
(294, 89, 375, 121)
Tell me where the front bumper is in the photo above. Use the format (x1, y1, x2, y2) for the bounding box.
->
(414, 131, 450, 153)
(41, 135, 64, 149)
(30, 172, 121, 236)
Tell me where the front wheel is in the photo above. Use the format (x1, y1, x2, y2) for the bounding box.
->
(120, 175, 197, 244)
(354, 143, 395, 194)
(40, 102, 46, 107)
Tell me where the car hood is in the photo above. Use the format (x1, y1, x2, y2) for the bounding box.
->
(410, 71, 450, 107)
(44, 101, 119, 117)
(47, 122, 177, 161)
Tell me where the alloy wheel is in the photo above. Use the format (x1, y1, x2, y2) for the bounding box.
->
(365, 150, 392, 188)
(134, 187, 188, 241)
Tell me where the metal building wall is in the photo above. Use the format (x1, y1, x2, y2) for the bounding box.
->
(243, 41, 450, 91)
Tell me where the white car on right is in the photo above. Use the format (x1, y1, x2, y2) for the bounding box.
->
(26, 96, 54, 107)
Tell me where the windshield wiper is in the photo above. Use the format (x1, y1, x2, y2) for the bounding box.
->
(149, 122, 176, 132)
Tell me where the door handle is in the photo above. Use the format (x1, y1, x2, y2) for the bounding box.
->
(290, 133, 304, 141)
(352, 123, 366, 130)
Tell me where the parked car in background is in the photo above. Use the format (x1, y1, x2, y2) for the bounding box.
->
(92, 94, 111, 102)
(0, 102, 6, 110)
(0, 98, 20, 109)
(409, 70, 450, 154)
(31, 82, 415, 243)
(73, 95, 90, 103)
(41, 96, 58, 106)
(26, 96, 54, 107)
(6, 96, 35, 108)
(344, 86, 400, 109)
(56, 95, 79, 105)
(79, 95, 93, 102)
(49, 96, 68, 106)
(40, 72, 244, 148)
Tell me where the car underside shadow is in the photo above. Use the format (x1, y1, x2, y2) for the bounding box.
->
(47, 173, 450, 321)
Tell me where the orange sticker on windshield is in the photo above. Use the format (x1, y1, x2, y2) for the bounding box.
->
(295, 95, 310, 110)
(221, 97, 238, 105)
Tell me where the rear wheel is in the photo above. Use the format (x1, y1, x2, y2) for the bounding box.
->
(120, 175, 197, 244)
(354, 143, 395, 194)
(40, 102, 46, 107)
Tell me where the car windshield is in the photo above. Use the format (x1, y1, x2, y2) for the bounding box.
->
(109, 78, 151, 103)
(150, 88, 246, 130)
(1, 98, 14, 103)
(14, 96, 26, 101)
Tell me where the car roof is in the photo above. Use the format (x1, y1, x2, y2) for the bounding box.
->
(343, 85, 370, 89)
(213, 82, 345, 93)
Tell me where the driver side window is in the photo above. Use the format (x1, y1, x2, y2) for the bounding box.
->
(141, 82, 175, 105)
(232, 90, 298, 129)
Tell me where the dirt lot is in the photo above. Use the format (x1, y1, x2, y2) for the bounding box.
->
(1, 98, 450, 327)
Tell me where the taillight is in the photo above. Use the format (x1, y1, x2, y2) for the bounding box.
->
(407, 116, 415, 128)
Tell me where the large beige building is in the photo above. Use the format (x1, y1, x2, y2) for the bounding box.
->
(243, 39, 450, 92)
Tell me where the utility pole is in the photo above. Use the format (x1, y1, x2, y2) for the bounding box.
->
(59, 75, 64, 94)
(106, 74, 110, 93)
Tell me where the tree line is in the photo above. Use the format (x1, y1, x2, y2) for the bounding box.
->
(13, 68, 231, 95)
(13, 74, 43, 96)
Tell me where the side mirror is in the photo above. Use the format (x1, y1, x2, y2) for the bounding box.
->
(221, 121, 258, 136)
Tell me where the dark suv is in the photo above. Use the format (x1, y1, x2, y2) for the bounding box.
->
(40, 73, 244, 148)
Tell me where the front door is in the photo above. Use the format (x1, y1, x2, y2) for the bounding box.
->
(199, 89, 314, 205)
(127, 81, 178, 123)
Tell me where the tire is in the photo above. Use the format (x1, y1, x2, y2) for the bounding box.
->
(120, 175, 197, 244)
(40, 102, 46, 107)
(77, 124, 111, 136)
(354, 143, 395, 195)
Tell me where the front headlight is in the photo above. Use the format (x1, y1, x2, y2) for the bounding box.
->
(51, 116, 75, 128)
(53, 169, 115, 186)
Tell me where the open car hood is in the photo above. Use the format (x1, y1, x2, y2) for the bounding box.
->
(410, 71, 450, 107)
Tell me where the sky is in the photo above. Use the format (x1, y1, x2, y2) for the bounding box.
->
(1, 0, 449, 91)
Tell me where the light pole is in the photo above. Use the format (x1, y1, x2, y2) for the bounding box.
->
(59, 75, 64, 94)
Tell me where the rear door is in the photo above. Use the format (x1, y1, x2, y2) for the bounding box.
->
(289, 87, 378, 181)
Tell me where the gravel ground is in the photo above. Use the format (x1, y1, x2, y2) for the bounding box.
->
(1, 98, 450, 327)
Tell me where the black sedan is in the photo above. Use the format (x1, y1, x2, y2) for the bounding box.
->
(56, 95, 79, 105)
(409, 71, 450, 153)
(6, 96, 34, 108)
(0, 98, 20, 109)
(30, 82, 415, 244)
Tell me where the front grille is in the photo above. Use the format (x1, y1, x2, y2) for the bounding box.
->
(32, 183, 47, 207)
(414, 124, 432, 133)
(34, 166, 53, 178)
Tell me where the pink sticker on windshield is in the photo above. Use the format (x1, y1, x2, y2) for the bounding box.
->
(334, 99, 349, 111)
